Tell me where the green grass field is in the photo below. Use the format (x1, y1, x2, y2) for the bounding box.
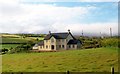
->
(2, 38, 34, 44)
(0, 44, 20, 49)
(1, 37, 43, 49)
(1, 33, 44, 44)
(2, 47, 118, 72)
(1, 34, 44, 49)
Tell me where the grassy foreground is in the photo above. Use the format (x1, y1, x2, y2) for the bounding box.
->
(2, 47, 118, 72)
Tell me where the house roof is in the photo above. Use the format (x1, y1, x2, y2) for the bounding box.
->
(38, 40, 44, 46)
(67, 39, 81, 44)
(44, 32, 69, 40)
(33, 40, 44, 47)
(44, 32, 76, 40)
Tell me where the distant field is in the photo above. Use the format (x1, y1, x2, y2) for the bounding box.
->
(0, 34, 21, 38)
(1, 37, 43, 43)
(1, 38, 30, 44)
(1, 34, 44, 44)
(0, 44, 20, 49)
(0, 34, 44, 49)
(2, 47, 118, 72)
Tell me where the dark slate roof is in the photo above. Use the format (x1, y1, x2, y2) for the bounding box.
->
(38, 40, 44, 46)
(67, 39, 81, 44)
(44, 32, 70, 40)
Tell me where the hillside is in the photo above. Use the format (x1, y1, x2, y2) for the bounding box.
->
(2, 47, 118, 72)
(0, 34, 44, 50)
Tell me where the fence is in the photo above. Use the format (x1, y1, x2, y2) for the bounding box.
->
(1, 67, 117, 74)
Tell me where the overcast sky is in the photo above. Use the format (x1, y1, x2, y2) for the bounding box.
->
(0, 0, 118, 36)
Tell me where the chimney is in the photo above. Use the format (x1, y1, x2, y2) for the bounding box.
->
(68, 29, 70, 33)
(49, 31, 51, 35)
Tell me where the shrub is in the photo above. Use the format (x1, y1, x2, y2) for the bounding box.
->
(2, 48, 8, 52)
(8, 41, 35, 53)
(101, 37, 118, 47)
(0, 48, 9, 54)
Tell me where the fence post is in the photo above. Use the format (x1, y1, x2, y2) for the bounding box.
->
(67, 70, 69, 74)
(111, 66, 114, 74)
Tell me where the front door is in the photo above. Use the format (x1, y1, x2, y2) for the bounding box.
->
(51, 45, 54, 50)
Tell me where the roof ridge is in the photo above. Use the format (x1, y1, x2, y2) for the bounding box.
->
(51, 32, 68, 34)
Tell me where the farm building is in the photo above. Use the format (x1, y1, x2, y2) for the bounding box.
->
(33, 30, 82, 50)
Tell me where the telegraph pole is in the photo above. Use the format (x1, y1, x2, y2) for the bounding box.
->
(110, 27, 112, 37)
(100, 32, 102, 38)
(82, 30, 83, 37)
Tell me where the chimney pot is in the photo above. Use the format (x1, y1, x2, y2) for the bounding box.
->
(68, 29, 70, 33)
(49, 31, 51, 34)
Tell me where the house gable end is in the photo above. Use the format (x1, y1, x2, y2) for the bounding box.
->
(66, 32, 76, 40)
(50, 36, 56, 40)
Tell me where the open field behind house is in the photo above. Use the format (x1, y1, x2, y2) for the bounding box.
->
(0, 44, 20, 49)
(0, 34, 44, 49)
(2, 47, 118, 72)
(1, 38, 30, 44)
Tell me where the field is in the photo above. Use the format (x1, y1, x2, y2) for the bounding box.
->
(0, 34, 44, 49)
(1, 37, 43, 44)
(0, 44, 20, 49)
(2, 47, 118, 72)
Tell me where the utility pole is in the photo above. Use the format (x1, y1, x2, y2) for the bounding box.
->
(110, 27, 112, 37)
(82, 30, 83, 37)
(100, 32, 102, 38)
(100, 32, 104, 39)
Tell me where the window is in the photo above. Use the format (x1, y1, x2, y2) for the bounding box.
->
(73, 45, 74, 48)
(59, 45, 61, 48)
(69, 45, 71, 48)
(46, 40, 48, 43)
(40, 46, 42, 49)
(46, 45, 48, 49)
(62, 45, 64, 48)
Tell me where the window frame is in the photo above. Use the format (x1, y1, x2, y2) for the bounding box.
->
(46, 45, 48, 49)
(62, 45, 64, 48)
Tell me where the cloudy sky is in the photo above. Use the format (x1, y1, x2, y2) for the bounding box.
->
(0, 0, 118, 36)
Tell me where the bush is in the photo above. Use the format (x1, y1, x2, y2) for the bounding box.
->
(8, 41, 35, 53)
(2, 48, 8, 52)
(0, 48, 9, 54)
(101, 37, 118, 47)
